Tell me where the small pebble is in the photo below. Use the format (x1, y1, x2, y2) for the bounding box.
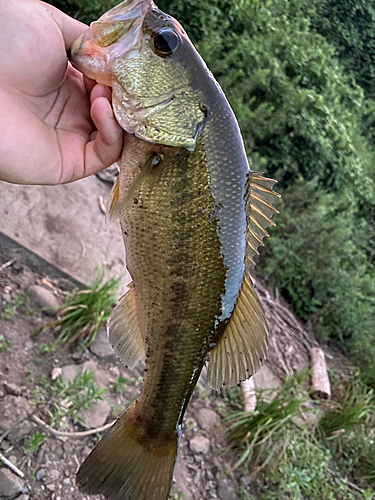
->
(63, 478, 71, 485)
(36, 468, 46, 481)
(189, 435, 210, 454)
(2, 293, 12, 303)
(28, 285, 59, 315)
(49, 469, 60, 481)
(24, 340, 34, 350)
(51, 367, 62, 381)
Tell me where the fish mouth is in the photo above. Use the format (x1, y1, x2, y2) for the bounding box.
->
(70, 0, 154, 85)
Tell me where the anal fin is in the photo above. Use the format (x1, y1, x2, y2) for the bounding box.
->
(207, 271, 268, 390)
(107, 283, 144, 368)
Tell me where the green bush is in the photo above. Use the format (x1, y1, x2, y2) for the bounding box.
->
(46, 0, 118, 24)
(260, 181, 375, 361)
(49, 0, 375, 371)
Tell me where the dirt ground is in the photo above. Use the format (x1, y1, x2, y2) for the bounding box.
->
(0, 249, 256, 500)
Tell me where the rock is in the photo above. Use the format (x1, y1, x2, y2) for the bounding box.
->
(24, 340, 34, 350)
(60, 361, 111, 428)
(252, 363, 282, 402)
(195, 408, 220, 430)
(61, 360, 110, 387)
(2, 382, 22, 396)
(83, 398, 111, 428)
(96, 164, 118, 184)
(36, 469, 46, 481)
(51, 367, 62, 381)
(189, 435, 210, 454)
(0, 468, 24, 499)
(63, 478, 71, 485)
(18, 495, 30, 500)
(89, 329, 115, 360)
(2, 293, 12, 303)
(28, 285, 59, 315)
(60, 364, 81, 385)
(49, 469, 60, 481)
(241, 476, 252, 487)
(0, 396, 33, 434)
(217, 479, 236, 500)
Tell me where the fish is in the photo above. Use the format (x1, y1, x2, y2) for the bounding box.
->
(70, 1, 279, 499)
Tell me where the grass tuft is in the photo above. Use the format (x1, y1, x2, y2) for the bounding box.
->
(31, 370, 107, 429)
(33, 274, 119, 351)
(23, 432, 46, 455)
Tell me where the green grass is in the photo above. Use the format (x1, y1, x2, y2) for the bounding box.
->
(23, 432, 46, 455)
(226, 371, 375, 499)
(1, 291, 30, 320)
(226, 371, 310, 473)
(33, 274, 119, 351)
(0, 334, 10, 353)
(258, 428, 373, 500)
(110, 375, 142, 396)
(31, 370, 107, 429)
(318, 374, 375, 438)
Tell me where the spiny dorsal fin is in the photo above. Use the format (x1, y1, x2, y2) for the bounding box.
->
(206, 271, 268, 390)
(107, 283, 144, 368)
(246, 172, 280, 266)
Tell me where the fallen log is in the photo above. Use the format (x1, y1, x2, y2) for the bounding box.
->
(241, 377, 257, 412)
(310, 347, 331, 399)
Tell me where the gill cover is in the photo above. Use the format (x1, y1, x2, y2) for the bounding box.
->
(71, 0, 208, 150)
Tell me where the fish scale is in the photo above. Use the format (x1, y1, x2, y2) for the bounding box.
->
(120, 138, 227, 439)
(70, 1, 279, 498)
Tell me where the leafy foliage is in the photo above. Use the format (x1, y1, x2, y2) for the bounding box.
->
(47, 0, 375, 373)
(31, 371, 107, 429)
(0, 334, 10, 353)
(313, 0, 375, 99)
(23, 432, 46, 456)
(1, 291, 30, 320)
(46, 0, 118, 24)
(259, 181, 375, 362)
(227, 372, 375, 497)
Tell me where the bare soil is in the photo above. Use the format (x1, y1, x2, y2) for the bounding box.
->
(0, 249, 252, 500)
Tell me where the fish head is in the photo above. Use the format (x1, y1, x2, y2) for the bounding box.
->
(71, 0, 208, 150)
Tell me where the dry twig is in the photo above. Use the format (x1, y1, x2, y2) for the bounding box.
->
(0, 452, 24, 478)
(31, 415, 114, 438)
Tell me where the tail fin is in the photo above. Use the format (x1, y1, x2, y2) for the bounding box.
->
(77, 404, 179, 500)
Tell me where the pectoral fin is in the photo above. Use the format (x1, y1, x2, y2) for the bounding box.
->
(108, 175, 120, 219)
(207, 272, 268, 390)
(107, 283, 144, 368)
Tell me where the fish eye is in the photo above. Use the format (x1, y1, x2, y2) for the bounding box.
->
(152, 29, 179, 57)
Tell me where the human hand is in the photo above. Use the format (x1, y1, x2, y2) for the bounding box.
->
(0, 0, 123, 185)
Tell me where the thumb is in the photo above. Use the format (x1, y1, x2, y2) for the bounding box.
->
(39, 1, 88, 50)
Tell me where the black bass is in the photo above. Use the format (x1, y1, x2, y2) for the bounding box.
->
(71, 1, 279, 499)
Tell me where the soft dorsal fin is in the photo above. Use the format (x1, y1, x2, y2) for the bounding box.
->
(107, 283, 145, 368)
(206, 271, 268, 390)
(246, 172, 280, 266)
